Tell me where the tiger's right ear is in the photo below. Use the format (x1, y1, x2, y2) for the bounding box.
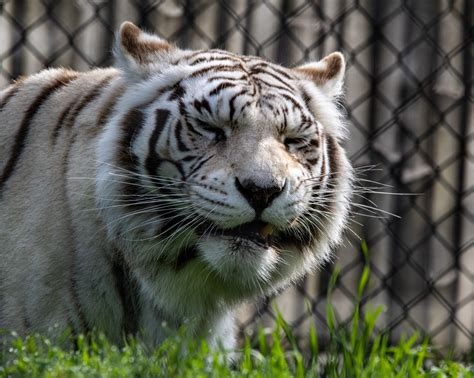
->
(115, 21, 175, 79)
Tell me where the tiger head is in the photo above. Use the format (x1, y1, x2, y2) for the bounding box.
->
(98, 22, 353, 297)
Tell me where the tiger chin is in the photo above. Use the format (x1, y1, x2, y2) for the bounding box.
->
(0, 22, 353, 349)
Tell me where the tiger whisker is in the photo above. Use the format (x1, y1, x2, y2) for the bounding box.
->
(108, 172, 195, 188)
(301, 164, 381, 183)
(95, 160, 189, 183)
(309, 198, 398, 219)
(305, 205, 366, 226)
(98, 176, 195, 193)
(122, 209, 201, 239)
(147, 207, 208, 249)
(96, 197, 208, 236)
(172, 207, 220, 259)
(80, 199, 191, 212)
(306, 207, 361, 240)
(95, 161, 205, 193)
(70, 176, 172, 191)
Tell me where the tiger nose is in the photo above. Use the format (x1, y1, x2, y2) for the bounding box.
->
(235, 177, 285, 215)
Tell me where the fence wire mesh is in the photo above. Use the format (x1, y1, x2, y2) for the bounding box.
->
(0, 0, 472, 350)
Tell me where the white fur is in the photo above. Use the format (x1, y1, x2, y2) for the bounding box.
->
(0, 24, 353, 349)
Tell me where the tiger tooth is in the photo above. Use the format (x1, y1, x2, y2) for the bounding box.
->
(259, 224, 274, 238)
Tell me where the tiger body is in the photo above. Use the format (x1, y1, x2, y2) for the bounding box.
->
(0, 23, 352, 347)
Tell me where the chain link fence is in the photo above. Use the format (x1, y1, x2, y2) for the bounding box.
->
(1, 0, 472, 350)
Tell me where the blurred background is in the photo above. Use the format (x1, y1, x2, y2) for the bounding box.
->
(0, 0, 472, 351)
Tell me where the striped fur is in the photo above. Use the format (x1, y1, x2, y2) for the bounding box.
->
(0, 22, 352, 348)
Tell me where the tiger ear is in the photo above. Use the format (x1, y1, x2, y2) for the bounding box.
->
(115, 21, 175, 79)
(294, 52, 345, 98)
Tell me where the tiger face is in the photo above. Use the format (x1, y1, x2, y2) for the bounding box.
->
(98, 23, 352, 297)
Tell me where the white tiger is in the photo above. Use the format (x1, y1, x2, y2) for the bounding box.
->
(0, 22, 353, 348)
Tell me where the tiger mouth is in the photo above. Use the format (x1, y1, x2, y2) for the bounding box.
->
(201, 220, 276, 247)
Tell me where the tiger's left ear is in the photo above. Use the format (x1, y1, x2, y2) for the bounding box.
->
(294, 52, 345, 98)
(115, 21, 175, 79)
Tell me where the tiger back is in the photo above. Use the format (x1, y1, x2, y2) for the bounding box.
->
(0, 22, 352, 348)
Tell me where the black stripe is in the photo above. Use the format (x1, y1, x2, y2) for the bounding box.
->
(145, 109, 171, 176)
(228, 89, 247, 121)
(90, 83, 127, 136)
(175, 119, 190, 152)
(207, 74, 247, 83)
(282, 110, 288, 133)
(209, 81, 236, 96)
(181, 154, 198, 162)
(111, 251, 139, 335)
(253, 77, 294, 94)
(187, 154, 214, 178)
(252, 61, 294, 80)
(52, 75, 115, 142)
(193, 99, 212, 114)
(0, 72, 78, 194)
(122, 109, 145, 153)
(239, 100, 254, 114)
(251, 69, 295, 91)
(301, 89, 312, 110)
(186, 49, 238, 61)
(190, 63, 243, 78)
(326, 135, 340, 184)
(0, 83, 21, 113)
(115, 109, 146, 203)
(51, 101, 76, 141)
(298, 121, 312, 133)
(320, 139, 328, 182)
(280, 93, 304, 112)
(61, 127, 89, 333)
(261, 102, 275, 112)
(168, 84, 185, 101)
(70, 257, 89, 333)
(190, 55, 241, 66)
(177, 99, 186, 118)
(185, 118, 204, 137)
(309, 138, 319, 148)
(261, 93, 277, 102)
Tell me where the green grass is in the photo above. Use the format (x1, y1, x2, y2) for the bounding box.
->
(2, 308, 471, 377)
(1, 245, 473, 377)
